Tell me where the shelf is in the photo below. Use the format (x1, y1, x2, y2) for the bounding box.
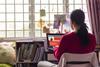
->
(16, 41, 45, 67)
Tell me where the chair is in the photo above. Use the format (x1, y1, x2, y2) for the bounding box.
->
(58, 52, 99, 67)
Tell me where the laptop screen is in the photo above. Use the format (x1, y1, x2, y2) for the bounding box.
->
(47, 33, 64, 47)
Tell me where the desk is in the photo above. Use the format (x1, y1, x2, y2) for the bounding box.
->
(44, 50, 54, 60)
(44, 50, 58, 64)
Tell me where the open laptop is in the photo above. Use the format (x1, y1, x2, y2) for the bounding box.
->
(46, 33, 64, 51)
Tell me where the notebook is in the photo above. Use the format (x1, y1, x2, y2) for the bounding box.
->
(46, 33, 64, 51)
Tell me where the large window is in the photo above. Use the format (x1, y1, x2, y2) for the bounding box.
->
(0, 0, 90, 38)
(34, 0, 91, 37)
(0, 0, 30, 38)
(34, 0, 67, 37)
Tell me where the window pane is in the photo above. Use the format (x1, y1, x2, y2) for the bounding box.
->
(16, 31, 23, 37)
(24, 0, 29, 4)
(75, 5, 82, 9)
(16, 22, 23, 30)
(7, 14, 14, 21)
(24, 31, 29, 37)
(7, 5, 14, 12)
(15, 0, 23, 4)
(24, 13, 29, 21)
(24, 5, 29, 12)
(7, 22, 14, 30)
(85, 13, 89, 21)
(83, 5, 87, 12)
(44, 13, 49, 21)
(7, 0, 14, 4)
(69, 5, 74, 12)
(58, 0, 63, 4)
(15, 5, 23, 12)
(35, 5, 40, 12)
(35, 13, 40, 21)
(0, 31, 5, 37)
(35, 31, 41, 37)
(42, 33, 46, 37)
(35, 0, 40, 4)
(0, 0, 5, 4)
(24, 22, 29, 30)
(41, 5, 49, 12)
(69, 0, 74, 4)
(50, 0, 57, 4)
(0, 14, 5, 21)
(15, 13, 23, 21)
(75, 0, 82, 4)
(83, 0, 86, 4)
(50, 13, 55, 21)
(0, 5, 5, 12)
(58, 5, 63, 12)
(7, 31, 14, 37)
(41, 0, 48, 4)
(50, 5, 57, 12)
(0, 23, 5, 30)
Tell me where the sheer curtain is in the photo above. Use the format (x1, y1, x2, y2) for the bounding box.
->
(87, 0, 100, 44)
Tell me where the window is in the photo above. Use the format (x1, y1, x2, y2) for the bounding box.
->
(34, 0, 91, 37)
(0, 0, 91, 38)
(0, 0, 30, 38)
(34, 0, 67, 37)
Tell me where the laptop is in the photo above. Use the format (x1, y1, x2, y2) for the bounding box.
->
(46, 33, 64, 51)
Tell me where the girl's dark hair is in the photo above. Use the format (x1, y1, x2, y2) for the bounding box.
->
(70, 9, 89, 47)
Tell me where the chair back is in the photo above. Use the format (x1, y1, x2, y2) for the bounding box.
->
(58, 52, 99, 67)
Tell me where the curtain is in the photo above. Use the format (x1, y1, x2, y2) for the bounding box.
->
(87, 0, 100, 44)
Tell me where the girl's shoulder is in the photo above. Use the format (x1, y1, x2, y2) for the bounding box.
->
(63, 32, 76, 38)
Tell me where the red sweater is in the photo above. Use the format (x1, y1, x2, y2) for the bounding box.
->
(54, 32, 96, 61)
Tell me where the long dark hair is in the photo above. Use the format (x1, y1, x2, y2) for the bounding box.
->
(70, 9, 89, 47)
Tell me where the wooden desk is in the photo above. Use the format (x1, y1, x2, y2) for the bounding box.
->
(44, 50, 54, 60)
(44, 50, 58, 64)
